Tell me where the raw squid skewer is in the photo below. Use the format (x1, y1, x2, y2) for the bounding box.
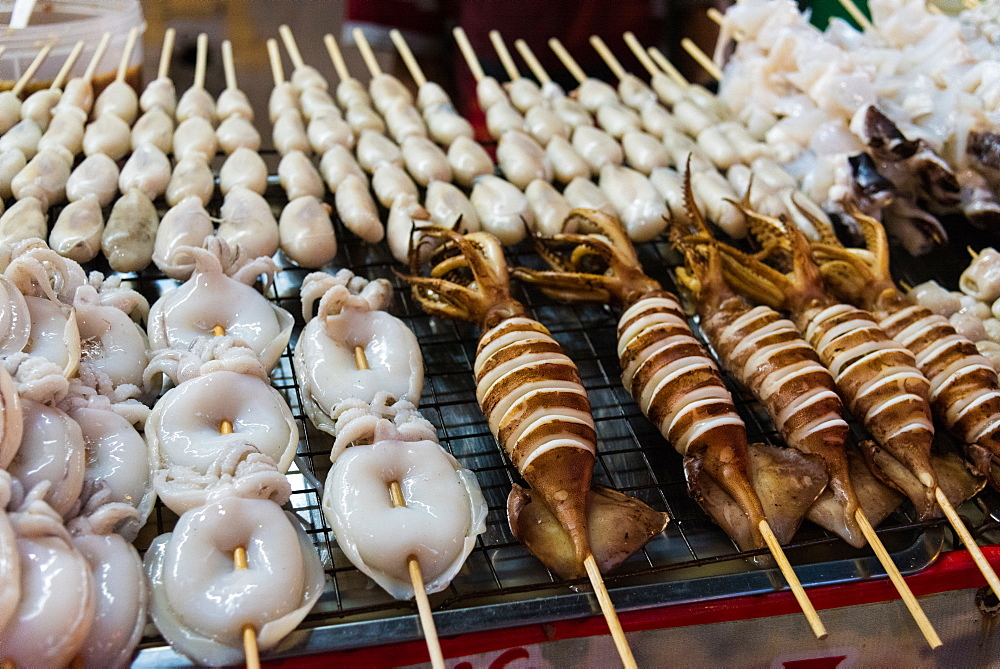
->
(277, 23, 329, 92)
(167, 36, 217, 206)
(353, 28, 427, 144)
(19, 40, 83, 131)
(512, 211, 827, 640)
(669, 178, 940, 648)
(176, 33, 216, 124)
(93, 26, 141, 124)
(0, 41, 52, 134)
(402, 228, 671, 669)
(352, 345, 445, 669)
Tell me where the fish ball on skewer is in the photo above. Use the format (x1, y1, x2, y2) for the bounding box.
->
(220, 147, 269, 195)
(280, 195, 337, 268)
(217, 115, 262, 154)
(447, 136, 494, 188)
(67, 153, 119, 207)
(166, 155, 215, 207)
(336, 173, 384, 242)
(119, 144, 172, 201)
(278, 150, 325, 200)
(371, 163, 418, 209)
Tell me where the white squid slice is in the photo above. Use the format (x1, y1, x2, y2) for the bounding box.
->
(371, 162, 418, 209)
(335, 173, 384, 243)
(278, 150, 325, 200)
(0, 119, 42, 159)
(0, 148, 27, 200)
(144, 498, 324, 667)
(307, 111, 354, 154)
(76, 294, 149, 392)
(37, 109, 85, 157)
(0, 196, 47, 247)
(173, 116, 218, 162)
(24, 295, 81, 378)
(323, 426, 487, 599)
(11, 147, 71, 210)
(0, 472, 19, 633)
(496, 130, 551, 189)
(272, 109, 310, 156)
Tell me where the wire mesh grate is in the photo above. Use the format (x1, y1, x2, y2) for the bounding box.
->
(113, 174, 1000, 663)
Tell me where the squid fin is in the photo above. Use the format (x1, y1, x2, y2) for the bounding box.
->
(508, 484, 669, 579)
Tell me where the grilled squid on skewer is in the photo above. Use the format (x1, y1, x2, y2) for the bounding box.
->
(144, 495, 323, 666)
(82, 113, 131, 161)
(11, 147, 71, 210)
(496, 130, 551, 189)
(336, 174, 384, 243)
(513, 212, 822, 551)
(812, 204, 1000, 491)
(563, 176, 616, 218)
(144, 344, 297, 514)
(469, 175, 531, 246)
(0, 149, 27, 201)
(0, 488, 95, 667)
(147, 239, 293, 372)
(217, 115, 262, 154)
(356, 129, 403, 172)
(425, 180, 480, 232)
(38, 109, 85, 157)
(323, 396, 487, 599)
(294, 270, 423, 440)
(278, 150, 325, 200)
(0, 197, 47, 247)
(140, 77, 177, 115)
(173, 116, 218, 161)
(0, 472, 20, 632)
(0, 119, 42, 160)
(166, 154, 215, 207)
(95, 80, 139, 125)
(715, 205, 943, 518)
(307, 110, 354, 154)
(401, 228, 668, 578)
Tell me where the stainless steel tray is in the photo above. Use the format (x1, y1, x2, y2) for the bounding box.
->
(118, 192, 989, 666)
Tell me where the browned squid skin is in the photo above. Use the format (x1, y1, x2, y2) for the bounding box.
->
(814, 206, 1000, 491)
(515, 210, 791, 551)
(403, 227, 667, 578)
(718, 207, 942, 519)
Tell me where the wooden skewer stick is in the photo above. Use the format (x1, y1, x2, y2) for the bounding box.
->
(936, 488, 1000, 599)
(389, 30, 428, 88)
(452, 27, 485, 83)
(278, 24, 306, 70)
(680, 38, 723, 82)
(353, 28, 383, 78)
(647, 46, 690, 88)
(488, 30, 521, 81)
(583, 555, 638, 669)
(158, 27, 176, 80)
(51, 40, 84, 90)
(0, 47, 5, 60)
(548, 38, 587, 85)
(193, 33, 209, 90)
(854, 509, 941, 647)
(82, 32, 111, 84)
(116, 26, 139, 84)
(323, 33, 352, 83)
(221, 40, 238, 91)
(589, 35, 627, 82)
(707, 8, 745, 42)
(622, 32, 660, 78)
(514, 39, 552, 86)
(838, 0, 875, 32)
(266, 39, 285, 87)
(353, 344, 445, 669)
(11, 41, 52, 96)
(759, 520, 828, 639)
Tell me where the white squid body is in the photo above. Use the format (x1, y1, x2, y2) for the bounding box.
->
(217, 186, 281, 260)
(0, 148, 27, 200)
(496, 130, 551, 189)
(95, 81, 139, 125)
(75, 290, 149, 392)
(118, 144, 172, 201)
(279, 195, 338, 269)
(176, 87, 216, 125)
(0, 472, 19, 633)
(597, 165, 669, 242)
(24, 294, 81, 378)
(83, 113, 131, 161)
(294, 271, 423, 445)
(0, 366, 22, 470)
(166, 155, 215, 207)
(147, 256, 294, 371)
(70, 406, 153, 541)
(220, 146, 269, 195)
(217, 87, 254, 121)
(0, 494, 95, 666)
(469, 175, 532, 245)
(144, 497, 324, 666)
(7, 398, 86, 517)
(153, 197, 214, 280)
(11, 148, 71, 210)
(145, 370, 298, 513)
(50, 197, 104, 263)
(139, 77, 177, 115)
(323, 416, 487, 600)
(216, 115, 262, 154)
(73, 530, 148, 669)
(131, 106, 174, 153)
(66, 153, 119, 207)
(0, 274, 31, 358)
(278, 150, 325, 200)
(447, 136, 495, 188)
(425, 180, 481, 232)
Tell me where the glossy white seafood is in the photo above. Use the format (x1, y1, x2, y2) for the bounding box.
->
(279, 195, 338, 268)
(563, 176, 616, 218)
(0, 119, 42, 161)
(278, 150, 325, 200)
(476, 76, 507, 110)
(118, 144, 172, 201)
(66, 153, 119, 207)
(496, 130, 552, 189)
(172, 116, 218, 161)
(0, 491, 95, 666)
(323, 399, 487, 599)
(416, 81, 452, 111)
(11, 147, 71, 210)
(525, 179, 573, 236)
(485, 101, 526, 138)
(506, 77, 543, 113)
(447, 135, 495, 188)
(371, 162, 418, 209)
(621, 130, 670, 175)
(307, 110, 354, 154)
(425, 180, 481, 232)
(291, 64, 328, 92)
(294, 270, 423, 440)
(424, 104, 475, 146)
(300, 86, 338, 120)
(216, 87, 254, 121)
(176, 87, 216, 125)
(102, 188, 159, 273)
(37, 109, 85, 156)
(320, 144, 368, 192)
(71, 509, 148, 669)
(272, 109, 310, 156)
(598, 165, 669, 242)
(0, 148, 27, 200)
(268, 82, 299, 123)
(153, 197, 215, 280)
(220, 146, 269, 195)
(552, 96, 593, 128)
(8, 398, 85, 517)
(131, 106, 174, 153)
(0, 197, 47, 247)
(356, 129, 403, 172)
(217, 186, 281, 260)
(73, 277, 150, 395)
(166, 155, 215, 207)
(387, 193, 434, 264)
(384, 98, 428, 144)
(82, 113, 130, 161)
(147, 240, 293, 371)
(577, 78, 619, 111)
(50, 197, 104, 263)
(336, 173, 384, 243)
(336, 79, 370, 108)
(469, 175, 531, 245)
(401, 135, 452, 187)
(216, 115, 262, 154)
(571, 125, 623, 174)
(94, 80, 139, 124)
(524, 104, 570, 146)
(0, 273, 31, 358)
(0, 472, 19, 632)
(140, 77, 177, 115)
(145, 497, 324, 666)
(595, 102, 642, 138)
(0, 366, 22, 469)
(345, 101, 386, 134)
(0, 91, 22, 134)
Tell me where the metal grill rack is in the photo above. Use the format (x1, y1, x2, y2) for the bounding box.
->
(125, 187, 1000, 666)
